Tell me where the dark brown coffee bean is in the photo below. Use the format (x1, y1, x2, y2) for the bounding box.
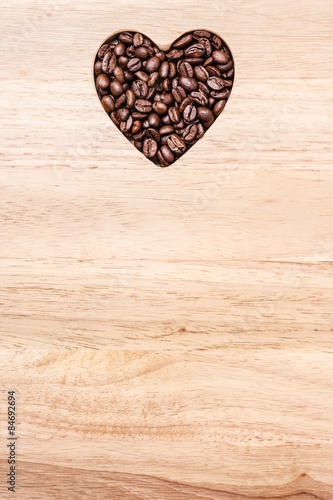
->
(134, 140, 143, 151)
(168, 106, 181, 123)
(96, 73, 110, 90)
(146, 128, 160, 142)
(222, 79, 233, 87)
(184, 57, 205, 66)
(198, 81, 210, 96)
(169, 62, 177, 79)
(191, 91, 209, 106)
(152, 102, 168, 115)
(207, 76, 224, 91)
(120, 114, 133, 133)
(97, 44, 109, 59)
(179, 76, 198, 92)
(133, 130, 146, 140)
(159, 61, 169, 79)
(206, 65, 221, 77)
(217, 60, 234, 73)
(183, 104, 197, 122)
(126, 44, 136, 57)
(167, 49, 184, 60)
(212, 50, 229, 65)
(119, 32, 133, 45)
(159, 125, 174, 135)
(124, 70, 135, 82)
(203, 114, 215, 128)
(211, 35, 222, 50)
(197, 106, 213, 122)
(177, 60, 194, 77)
(179, 96, 193, 113)
(162, 78, 171, 92)
(135, 99, 153, 113)
(143, 138, 158, 158)
(143, 119, 150, 129)
(114, 42, 126, 57)
(196, 123, 205, 139)
(174, 118, 185, 130)
(185, 44, 205, 58)
(213, 99, 226, 116)
(146, 56, 161, 73)
(146, 87, 156, 100)
(135, 70, 149, 82)
(173, 34, 193, 49)
(160, 145, 175, 163)
(127, 58, 141, 72)
(126, 89, 135, 108)
(222, 68, 234, 79)
(183, 124, 198, 142)
(133, 32, 144, 47)
(135, 46, 149, 60)
(155, 50, 166, 61)
(172, 85, 187, 103)
(117, 108, 129, 121)
(101, 94, 115, 112)
(162, 114, 172, 126)
(97, 87, 109, 97)
(115, 93, 127, 108)
(157, 150, 170, 167)
(148, 72, 159, 87)
(210, 89, 230, 99)
(199, 38, 212, 57)
(193, 30, 212, 39)
(114, 66, 125, 84)
(148, 112, 161, 128)
(172, 77, 179, 88)
(194, 65, 209, 82)
(94, 60, 103, 76)
(110, 79, 124, 97)
(118, 56, 129, 69)
(110, 111, 120, 126)
(102, 52, 117, 74)
(208, 97, 216, 108)
(167, 134, 186, 154)
(132, 120, 142, 134)
(203, 56, 214, 67)
(160, 92, 174, 106)
(132, 80, 148, 98)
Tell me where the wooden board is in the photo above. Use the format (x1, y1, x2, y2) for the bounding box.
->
(0, 0, 333, 498)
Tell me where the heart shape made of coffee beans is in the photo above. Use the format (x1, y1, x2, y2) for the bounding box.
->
(94, 30, 234, 167)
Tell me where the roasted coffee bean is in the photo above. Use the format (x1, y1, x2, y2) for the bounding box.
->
(117, 108, 130, 121)
(152, 102, 168, 115)
(127, 58, 141, 72)
(185, 44, 205, 58)
(179, 76, 198, 92)
(168, 106, 181, 123)
(183, 123, 198, 142)
(194, 65, 209, 82)
(167, 134, 186, 154)
(207, 76, 224, 91)
(148, 112, 162, 128)
(119, 32, 133, 45)
(114, 66, 125, 84)
(143, 138, 158, 158)
(110, 79, 124, 97)
(174, 34, 193, 49)
(197, 106, 213, 122)
(132, 80, 148, 98)
(183, 104, 197, 122)
(191, 91, 209, 106)
(115, 93, 127, 108)
(213, 99, 226, 116)
(95, 30, 234, 167)
(135, 99, 153, 113)
(96, 73, 110, 90)
(101, 95, 115, 112)
(160, 145, 175, 163)
(212, 50, 229, 65)
(146, 56, 161, 73)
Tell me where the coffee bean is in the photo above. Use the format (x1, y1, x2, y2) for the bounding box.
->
(179, 76, 198, 92)
(135, 99, 153, 113)
(207, 76, 224, 91)
(197, 106, 213, 122)
(95, 30, 234, 167)
(110, 79, 124, 97)
(96, 73, 110, 90)
(167, 134, 186, 154)
(146, 56, 161, 73)
(160, 145, 175, 163)
(132, 80, 148, 98)
(173, 34, 193, 49)
(183, 104, 197, 122)
(127, 58, 141, 72)
(143, 138, 158, 158)
(212, 50, 229, 65)
(101, 94, 115, 112)
(183, 124, 198, 142)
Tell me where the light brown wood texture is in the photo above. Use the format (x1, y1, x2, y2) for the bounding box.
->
(0, 0, 332, 498)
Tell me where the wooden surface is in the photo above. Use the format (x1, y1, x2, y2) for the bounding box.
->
(1, 0, 333, 498)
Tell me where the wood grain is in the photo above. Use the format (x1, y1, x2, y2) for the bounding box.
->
(0, 0, 332, 498)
